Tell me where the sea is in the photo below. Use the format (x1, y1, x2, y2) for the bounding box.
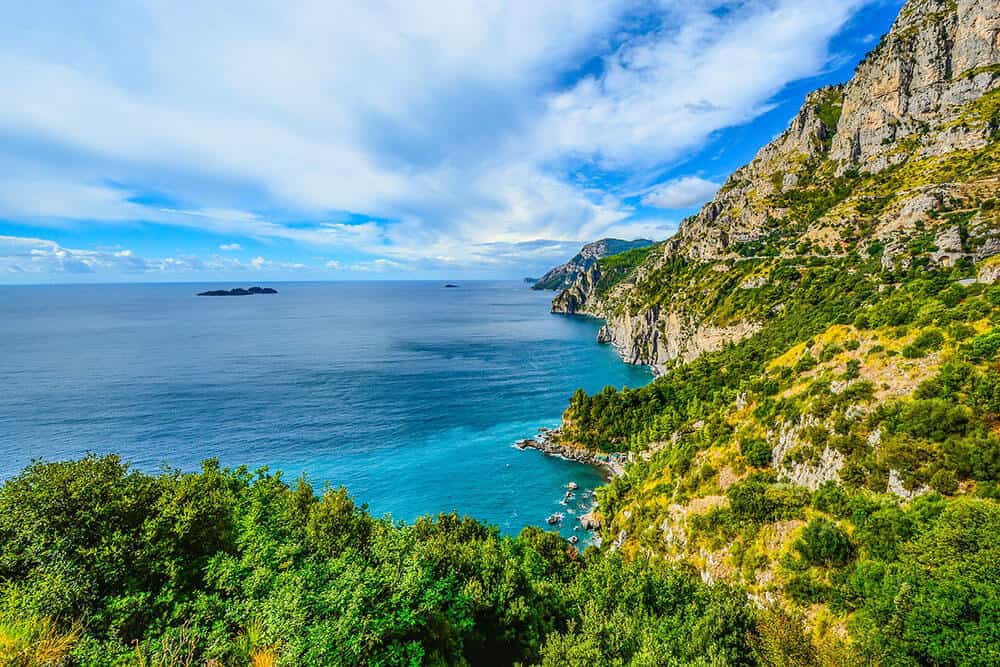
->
(0, 281, 651, 539)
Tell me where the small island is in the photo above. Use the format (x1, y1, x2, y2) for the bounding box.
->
(197, 286, 278, 296)
(444, 284, 460, 288)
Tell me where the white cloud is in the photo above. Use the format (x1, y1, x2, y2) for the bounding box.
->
(348, 258, 407, 273)
(641, 176, 721, 209)
(533, 0, 868, 167)
(0, 234, 307, 277)
(0, 1, 877, 277)
(249, 255, 306, 271)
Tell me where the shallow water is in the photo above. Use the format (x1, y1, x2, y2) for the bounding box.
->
(0, 281, 650, 538)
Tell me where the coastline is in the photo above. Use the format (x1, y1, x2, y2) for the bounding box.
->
(515, 426, 625, 540)
(513, 308, 653, 540)
(515, 427, 631, 481)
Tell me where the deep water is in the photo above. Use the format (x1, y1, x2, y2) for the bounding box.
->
(0, 281, 650, 538)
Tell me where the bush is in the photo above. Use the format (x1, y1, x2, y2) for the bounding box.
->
(741, 439, 773, 468)
(902, 328, 945, 358)
(853, 499, 1000, 665)
(795, 518, 853, 567)
(812, 482, 848, 516)
(727, 475, 808, 525)
(930, 468, 959, 495)
(963, 329, 1000, 362)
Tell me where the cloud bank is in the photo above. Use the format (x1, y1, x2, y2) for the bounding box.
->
(0, 0, 880, 280)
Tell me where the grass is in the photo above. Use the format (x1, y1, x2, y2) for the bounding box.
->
(0, 614, 80, 667)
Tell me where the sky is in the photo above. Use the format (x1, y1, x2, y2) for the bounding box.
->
(0, 0, 906, 284)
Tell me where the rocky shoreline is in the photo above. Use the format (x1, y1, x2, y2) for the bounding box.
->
(515, 427, 633, 541)
(515, 427, 629, 480)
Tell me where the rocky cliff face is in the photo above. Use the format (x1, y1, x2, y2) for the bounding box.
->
(552, 0, 1000, 369)
(532, 238, 652, 291)
(830, 0, 1000, 173)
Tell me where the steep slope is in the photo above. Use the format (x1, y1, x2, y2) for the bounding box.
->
(552, 1, 1000, 660)
(532, 238, 652, 291)
(555, 0, 1000, 372)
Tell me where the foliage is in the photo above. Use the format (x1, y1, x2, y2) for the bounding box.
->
(0, 456, 757, 666)
(794, 518, 853, 568)
(851, 499, 1000, 666)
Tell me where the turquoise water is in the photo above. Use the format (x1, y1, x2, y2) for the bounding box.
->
(0, 281, 650, 538)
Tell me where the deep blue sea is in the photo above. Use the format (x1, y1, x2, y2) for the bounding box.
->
(0, 281, 650, 538)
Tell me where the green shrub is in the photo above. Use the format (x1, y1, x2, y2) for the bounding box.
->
(963, 329, 1000, 361)
(795, 518, 854, 567)
(902, 328, 945, 358)
(740, 439, 773, 468)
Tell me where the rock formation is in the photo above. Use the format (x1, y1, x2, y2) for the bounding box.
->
(533, 238, 652, 291)
(547, 0, 1000, 369)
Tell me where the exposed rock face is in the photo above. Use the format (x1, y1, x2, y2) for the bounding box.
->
(830, 0, 1000, 173)
(596, 307, 761, 370)
(931, 225, 971, 266)
(551, 265, 602, 314)
(551, 261, 761, 369)
(515, 428, 629, 479)
(550, 0, 1000, 370)
(978, 256, 1000, 282)
(768, 416, 852, 491)
(888, 469, 932, 500)
(673, 85, 842, 262)
(669, 0, 999, 263)
(533, 238, 652, 291)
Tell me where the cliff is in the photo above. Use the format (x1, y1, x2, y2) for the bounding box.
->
(552, 1, 1000, 651)
(532, 238, 652, 291)
(552, 0, 1000, 370)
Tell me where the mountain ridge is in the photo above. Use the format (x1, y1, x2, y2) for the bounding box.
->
(531, 238, 653, 291)
(544, 0, 1000, 657)
(552, 0, 1000, 371)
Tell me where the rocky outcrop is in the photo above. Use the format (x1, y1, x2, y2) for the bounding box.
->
(551, 265, 602, 314)
(533, 238, 652, 291)
(670, 0, 999, 262)
(515, 428, 629, 479)
(551, 261, 760, 369)
(673, 85, 843, 262)
(830, 0, 1000, 173)
(550, 0, 1000, 371)
(978, 256, 1000, 282)
(597, 308, 761, 370)
(888, 469, 932, 500)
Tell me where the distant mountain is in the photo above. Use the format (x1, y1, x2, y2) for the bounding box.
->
(532, 238, 653, 291)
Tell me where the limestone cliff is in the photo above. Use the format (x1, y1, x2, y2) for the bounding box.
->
(552, 0, 1000, 369)
(533, 238, 652, 291)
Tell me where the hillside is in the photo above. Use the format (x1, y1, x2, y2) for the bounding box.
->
(554, 0, 1000, 371)
(550, 0, 1000, 660)
(532, 238, 653, 291)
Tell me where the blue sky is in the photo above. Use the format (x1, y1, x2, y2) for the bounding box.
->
(0, 0, 905, 283)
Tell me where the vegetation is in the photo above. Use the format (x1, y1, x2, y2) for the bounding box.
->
(0, 456, 758, 666)
(554, 77, 1000, 656)
(5, 3, 999, 664)
(593, 245, 656, 296)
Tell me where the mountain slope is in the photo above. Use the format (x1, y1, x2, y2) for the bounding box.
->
(532, 238, 652, 291)
(551, 1, 1000, 660)
(555, 0, 999, 372)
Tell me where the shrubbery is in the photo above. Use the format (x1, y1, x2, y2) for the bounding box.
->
(0, 456, 758, 666)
